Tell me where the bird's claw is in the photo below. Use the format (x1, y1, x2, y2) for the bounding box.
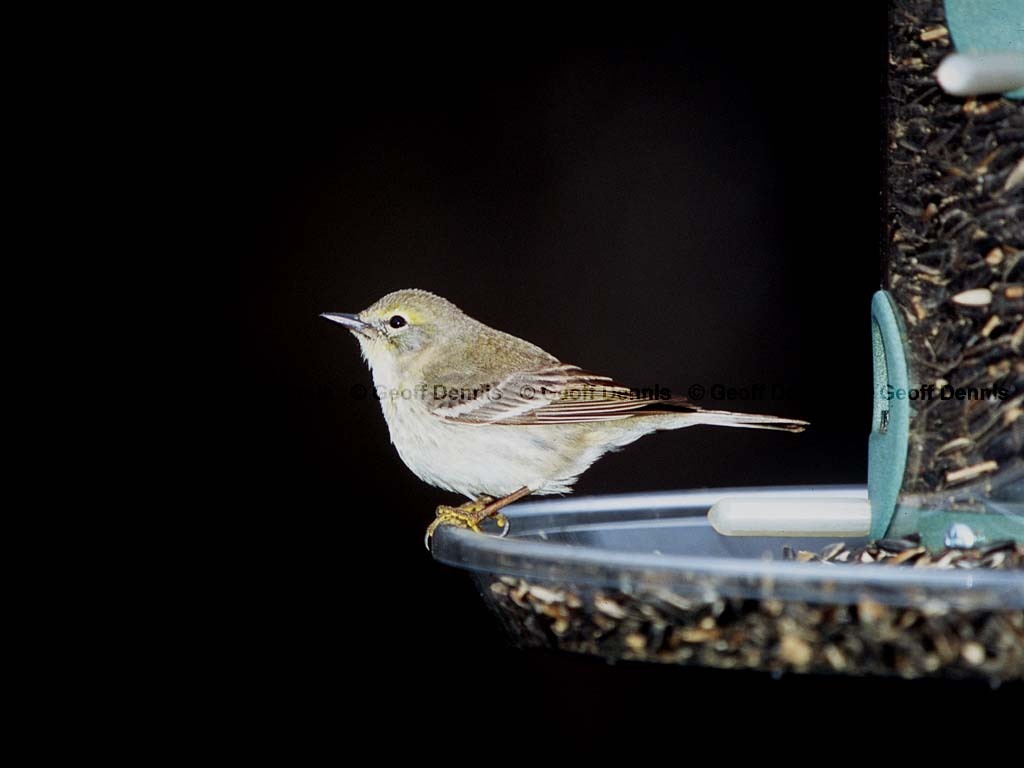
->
(424, 497, 508, 551)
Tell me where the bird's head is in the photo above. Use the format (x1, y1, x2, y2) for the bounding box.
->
(321, 289, 466, 381)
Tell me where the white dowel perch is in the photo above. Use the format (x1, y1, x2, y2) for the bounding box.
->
(936, 52, 1024, 96)
(708, 497, 872, 537)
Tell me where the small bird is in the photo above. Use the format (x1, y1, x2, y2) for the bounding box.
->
(322, 289, 807, 544)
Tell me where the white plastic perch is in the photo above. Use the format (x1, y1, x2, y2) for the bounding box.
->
(708, 496, 872, 537)
(935, 52, 1024, 96)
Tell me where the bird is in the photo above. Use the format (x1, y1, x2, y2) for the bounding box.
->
(322, 289, 807, 544)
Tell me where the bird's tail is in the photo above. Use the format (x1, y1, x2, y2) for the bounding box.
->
(686, 408, 808, 433)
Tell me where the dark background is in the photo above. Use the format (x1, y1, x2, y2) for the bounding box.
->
(229, 8, 1014, 742)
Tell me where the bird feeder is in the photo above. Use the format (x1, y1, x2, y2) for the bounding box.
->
(871, 0, 1023, 549)
(430, 0, 1024, 681)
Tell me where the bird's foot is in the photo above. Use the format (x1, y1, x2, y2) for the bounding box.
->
(424, 495, 511, 549)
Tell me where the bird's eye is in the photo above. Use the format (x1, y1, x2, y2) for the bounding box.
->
(389, 315, 407, 329)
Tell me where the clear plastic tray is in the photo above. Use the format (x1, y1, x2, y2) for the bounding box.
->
(431, 486, 1024, 680)
(432, 486, 1023, 610)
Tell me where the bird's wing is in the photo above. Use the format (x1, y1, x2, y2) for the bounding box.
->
(430, 363, 701, 425)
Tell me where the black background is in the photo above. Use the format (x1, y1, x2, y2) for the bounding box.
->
(229, 8, 1015, 742)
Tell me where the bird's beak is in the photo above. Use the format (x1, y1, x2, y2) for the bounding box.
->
(320, 312, 374, 337)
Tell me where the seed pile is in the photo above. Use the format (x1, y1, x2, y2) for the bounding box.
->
(480, 539, 1024, 682)
(886, 0, 1023, 499)
(782, 533, 1021, 568)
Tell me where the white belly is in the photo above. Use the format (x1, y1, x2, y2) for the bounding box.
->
(377, 395, 629, 499)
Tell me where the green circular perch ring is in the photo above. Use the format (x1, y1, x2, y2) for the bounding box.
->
(868, 290, 911, 541)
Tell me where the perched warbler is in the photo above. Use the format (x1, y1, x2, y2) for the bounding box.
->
(322, 289, 807, 543)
